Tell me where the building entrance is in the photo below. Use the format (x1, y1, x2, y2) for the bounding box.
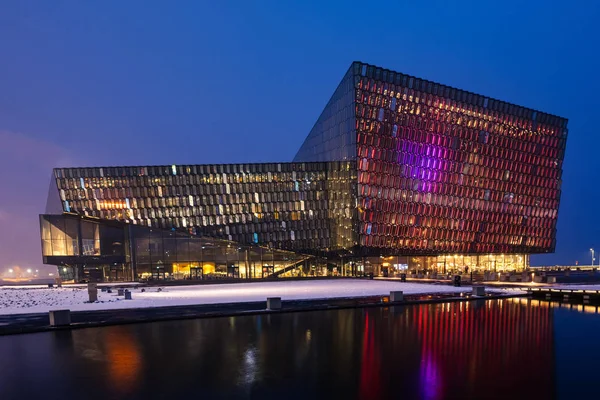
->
(152, 265, 166, 280)
(190, 267, 203, 280)
(227, 265, 240, 278)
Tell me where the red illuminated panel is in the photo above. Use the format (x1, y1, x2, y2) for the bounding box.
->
(355, 63, 567, 255)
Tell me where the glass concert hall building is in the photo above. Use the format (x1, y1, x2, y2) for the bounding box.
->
(39, 62, 568, 282)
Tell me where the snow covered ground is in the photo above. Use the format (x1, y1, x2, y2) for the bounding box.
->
(0, 279, 518, 316)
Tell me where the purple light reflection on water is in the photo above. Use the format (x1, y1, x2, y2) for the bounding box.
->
(420, 351, 443, 400)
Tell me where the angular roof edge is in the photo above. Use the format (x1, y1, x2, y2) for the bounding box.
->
(350, 61, 568, 127)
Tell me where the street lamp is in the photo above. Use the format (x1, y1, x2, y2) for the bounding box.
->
(591, 248, 596, 267)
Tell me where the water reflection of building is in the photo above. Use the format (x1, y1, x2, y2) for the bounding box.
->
(12, 300, 556, 398)
(358, 299, 554, 399)
(66, 326, 142, 397)
(39, 61, 567, 282)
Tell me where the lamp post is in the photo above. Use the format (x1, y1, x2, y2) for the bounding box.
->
(591, 248, 595, 267)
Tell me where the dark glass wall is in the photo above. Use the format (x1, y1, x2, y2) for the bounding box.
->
(130, 226, 308, 280)
(40, 214, 314, 281)
(293, 65, 356, 162)
(353, 62, 567, 255)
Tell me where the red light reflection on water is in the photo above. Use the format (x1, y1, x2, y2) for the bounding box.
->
(359, 313, 382, 400)
(356, 299, 553, 399)
(412, 300, 553, 398)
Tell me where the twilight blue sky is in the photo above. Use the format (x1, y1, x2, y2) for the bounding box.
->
(0, 0, 598, 271)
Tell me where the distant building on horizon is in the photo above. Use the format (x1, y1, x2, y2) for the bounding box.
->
(39, 61, 568, 282)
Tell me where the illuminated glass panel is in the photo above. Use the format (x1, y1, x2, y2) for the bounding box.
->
(53, 162, 357, 254)
(352, 62, 567, 255)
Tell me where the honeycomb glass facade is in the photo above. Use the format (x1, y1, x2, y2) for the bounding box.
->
(40, 61, 568, 281)
(49, 161, 356, 254)
(293, 67, 356, 162)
